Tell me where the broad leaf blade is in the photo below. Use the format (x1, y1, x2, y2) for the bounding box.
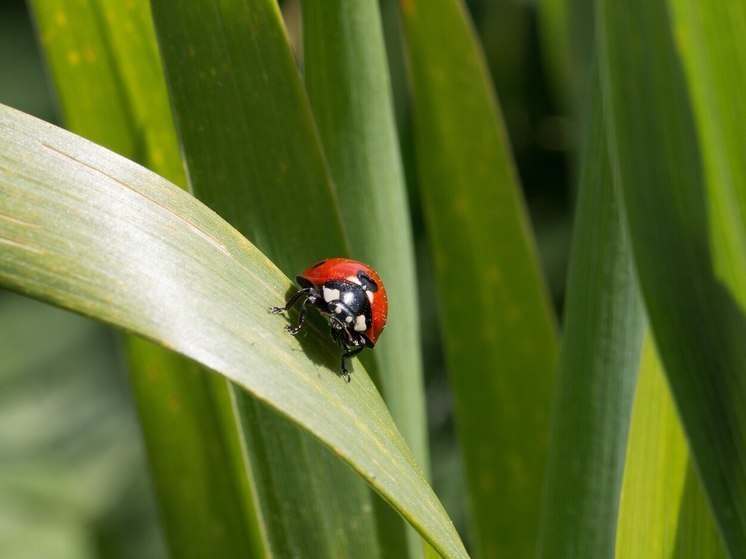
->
(600, 0, 746, 553)
(399, 1, 558, 557)
(0, 105, 469, 559)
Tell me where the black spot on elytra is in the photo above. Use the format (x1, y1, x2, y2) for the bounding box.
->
(357, 271, 378, 292)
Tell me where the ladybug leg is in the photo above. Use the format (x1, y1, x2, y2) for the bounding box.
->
(269, 287, 312, 314)
(340, 346, 365, 382)
(329, 325, 345, 348)
(328, 317, 347, 343)
(285, 297, 311, 335)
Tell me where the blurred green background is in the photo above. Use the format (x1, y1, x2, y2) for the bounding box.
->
(0, 0, 572, 556)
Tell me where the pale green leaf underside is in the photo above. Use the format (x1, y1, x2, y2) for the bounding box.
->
(0, 105, 468, 559)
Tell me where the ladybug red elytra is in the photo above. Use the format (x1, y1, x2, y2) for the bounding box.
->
(270, 258, 388, 381)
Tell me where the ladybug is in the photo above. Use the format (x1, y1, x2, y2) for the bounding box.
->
(270, 258, 388, 381)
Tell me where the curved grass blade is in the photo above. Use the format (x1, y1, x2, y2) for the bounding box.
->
(0, 105, 469, 559)
(600, 0, 746, 553)
(536, 69, 644, 559)
(28, 2, 267, 556)
(399, 1, 558, 556)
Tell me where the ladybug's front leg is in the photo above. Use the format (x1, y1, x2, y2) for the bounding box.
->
(269, 287, 312, 314)
(285, 297, 312, 335)
(270, 288, 316, 335)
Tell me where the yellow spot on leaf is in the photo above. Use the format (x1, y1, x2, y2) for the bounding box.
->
(55, 10, 67, 26)
(84, 46, 96, 62)
(67, 50, 81, 66)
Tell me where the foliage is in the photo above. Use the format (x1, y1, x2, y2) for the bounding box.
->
(0, 0, 744, 557)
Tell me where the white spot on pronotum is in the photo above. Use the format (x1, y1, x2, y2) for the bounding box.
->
(334, 304, 343, 314)
(354, 315, 367, 332)
(345, 316, 353, 323)
(347, 275, 362, 285)
(323, 287, 341, 302)
(366, 290, 374, 303)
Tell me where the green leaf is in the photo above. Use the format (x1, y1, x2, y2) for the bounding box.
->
(615, 337, 727, 559)
(536, 69, 644, 559)
(27, 2, 264, 556)
(398, 0, 558, 557)
(149, 0, 406, 555)
(536, 0, 574, 108)
(302, 1, 429, 555)
(151, 0, 347, 271)
(537, 0, 598, 111)
(124, 339, 266, 558)
(302, 0, 428, 475)
(0, 104, 469, 559)
(666, 0, 746, 315)
(600, 0, 746, 553)
(29, 0, 182, 181)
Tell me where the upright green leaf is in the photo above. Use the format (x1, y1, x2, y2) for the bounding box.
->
(0, 104, 469, 559)
(666, 0, 746, 314)
(538, 0, 598, 113)
(151, 0, 347, 270)
(536, 71, 644, 559)
(537, 0, 574, 108)
(615, 338, 727, 559)
(302, 1, 429, 555)
(27, 2, 264, 557)
(600, 0, 746, 553)
(302, 0, 427, 476)
(29, 0, 132, 155)
(399, 1, 557, 557)
(149, 0, 403, 555)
